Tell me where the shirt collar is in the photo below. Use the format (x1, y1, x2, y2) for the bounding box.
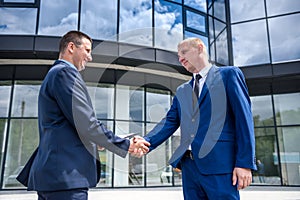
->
(193, 65, 212, 79)
(59, 59, 77, 70)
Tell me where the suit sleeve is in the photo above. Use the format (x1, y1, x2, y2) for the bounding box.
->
(226, 67, 257, 170)
(144, 95, 180, 151)
(51, 67, 129, 158)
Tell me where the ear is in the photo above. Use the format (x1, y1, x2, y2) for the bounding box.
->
(198, 43, 203, 54)
(68, 42, 75, 54)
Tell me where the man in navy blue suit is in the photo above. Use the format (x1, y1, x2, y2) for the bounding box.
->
(135, 37, 257, 199)
(17, 31, 149, 200)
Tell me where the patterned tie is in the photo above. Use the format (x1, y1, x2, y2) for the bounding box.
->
(194, 74, 202, 97)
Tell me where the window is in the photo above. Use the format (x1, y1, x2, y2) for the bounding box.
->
(119, 0, 152, 46)
(38, 0, 78, 36)
(0, 7, 37, 35)
(185, 9, 206, 33)
(80, 0, 117, 41)
(266, 0, 300, 16)
(230, 0, 265, 23)
(154, 0, 183, 51)
(231, 20, 270, 66)
(269, 13, 300, 63)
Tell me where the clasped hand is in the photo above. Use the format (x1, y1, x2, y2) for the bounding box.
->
(129, 136, 150, 158)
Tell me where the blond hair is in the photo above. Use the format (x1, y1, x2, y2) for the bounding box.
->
(178, 37, 209, 60)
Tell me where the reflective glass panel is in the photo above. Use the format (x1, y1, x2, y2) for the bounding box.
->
(184, 0, 206, 12)
(186, 10, 206, 33)
(0, 81, 11, 117)
(80, 0, 117, 41)
(215, 29, 228, 65)
(274, 93, 300, 126)
(116, 85, 144, 121)
(3, 119, 38, 188)
(146, 122, 173, 186)
(119, 0, 152, 46)
(251, 95, 274, 127)
(96, 120, 113, 187)
(231, 20, 270, 66)
(146, 88, 170, 123)
(269, 13, 300, 63)
(213, 0, 226, 22)
(267, 0, 300, 16)
(0, 8, 37, 35)
(254, 127, 281, 185)
(208, 16, 214, 44)
(115, 121, 144, 187)
(0, 119, 8, 183)
(11, 81, 40, 117)
(230, 0, 265, 23)
(38, 0, 78, 36)
(154, 0, 183, 51)
(276, 126, 300, 185)
(214, 19, 226, 38)
(87, 83, 114, 120)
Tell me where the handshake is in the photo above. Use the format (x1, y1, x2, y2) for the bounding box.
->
(128, 136, 150, 158)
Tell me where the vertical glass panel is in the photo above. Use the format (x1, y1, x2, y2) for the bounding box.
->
(146, 88, 170, 123)
(267, 0, 300, 16)
(114, 121, 145, 187)
(274, 93, 300, 126)
(208, 16, 214, 44)
(269, 14, 300, 63)
(209, 42, 216, 63)
(119, 0, 152, 46)
(251, 95, 274, 127)
(231, 20, 270, 66)
(215, 29, 228, 65)
(11, 81, 40, 117)
(184, 0, 206, 12)
(213, 0, 226, 22)
(38, 0, 78, 36)
(0, 8, 37, 35)
(0, 81, 11, 117)
(0, 119, 8, 184)
(155, 0, 183, 51)
(116, 85, 144, 121)
(230, 0, 265, 23)
(186, 10, 206, 33)
(95, 120, 113, 187)
(87, 83, 114, 120)
(146, 123, 172, 186)
(254, 127, 281, 185)
(214, 19, 226, 38)
(184, 31, 208, 49)
(276, 126, 300, 185)
(3, 119, 38, 188)
(80, 0, 117, 41)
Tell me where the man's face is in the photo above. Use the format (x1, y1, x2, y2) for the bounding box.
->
(177, 42, 200, 73)
(73, 38, 92, 71)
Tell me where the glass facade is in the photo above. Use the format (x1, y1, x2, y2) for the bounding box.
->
(0, 0, 300, 189)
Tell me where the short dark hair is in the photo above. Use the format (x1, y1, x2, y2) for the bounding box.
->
(59, 30, 92, 53)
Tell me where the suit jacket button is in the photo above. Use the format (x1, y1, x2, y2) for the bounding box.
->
(192, 118, 195, 122)
(191, 134, 195, 138)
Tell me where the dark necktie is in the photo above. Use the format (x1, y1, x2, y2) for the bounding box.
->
(194, 74, 202, 97)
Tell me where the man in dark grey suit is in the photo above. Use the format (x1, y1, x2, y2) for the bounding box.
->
(17, 30, 149, 200)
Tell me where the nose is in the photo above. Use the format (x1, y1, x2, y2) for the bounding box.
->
(178, 55, 185, 64)
(88, 54, 92, 62)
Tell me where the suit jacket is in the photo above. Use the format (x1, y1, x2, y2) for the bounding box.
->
(144, 66, 257, 174)
(17, 60, 130, 191)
